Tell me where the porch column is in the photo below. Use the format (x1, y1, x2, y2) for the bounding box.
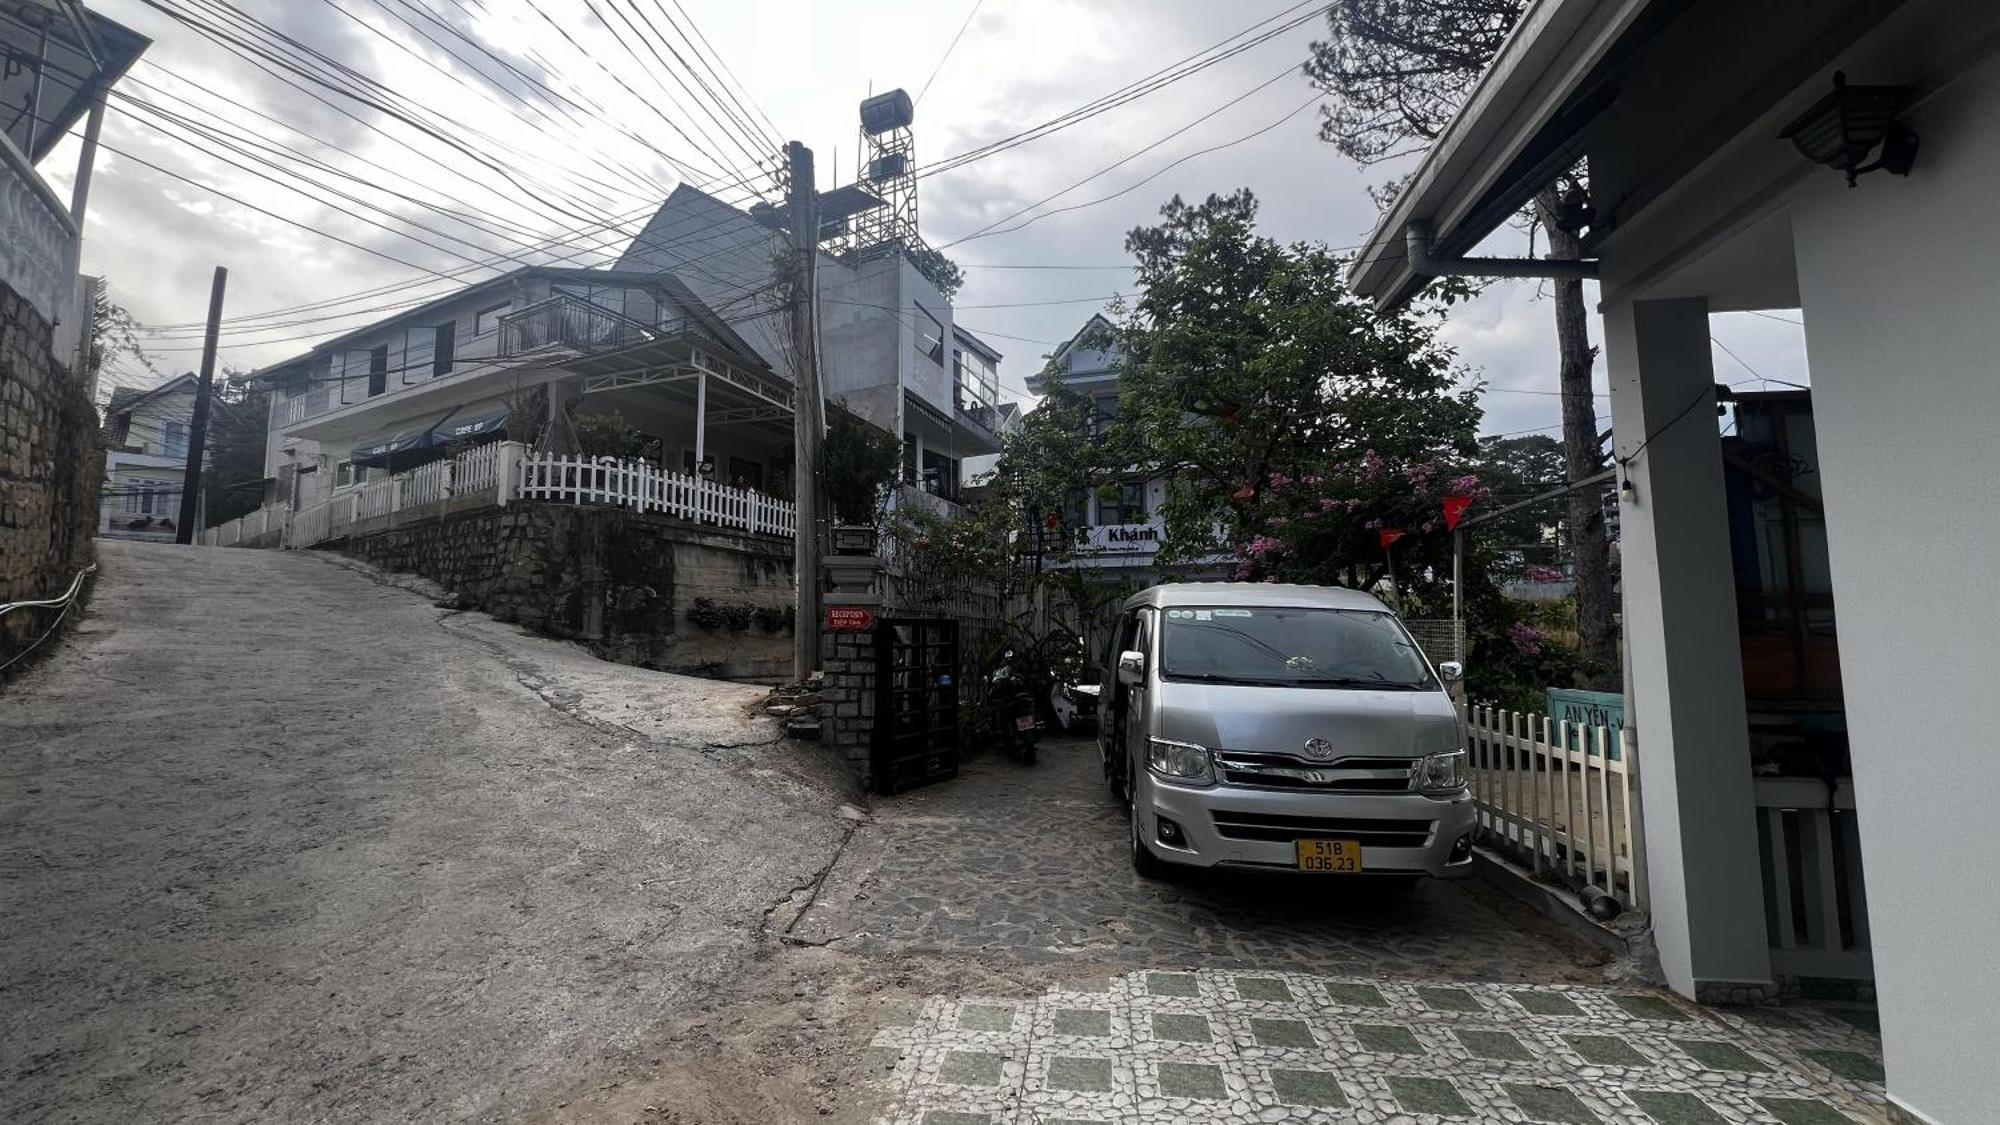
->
(694, 369, 707, 467)
(546, 377, 580, 454)
(1603, 296, 1772, 1002)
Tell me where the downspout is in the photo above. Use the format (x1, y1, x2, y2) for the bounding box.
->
(1404, 220, 1600, 281)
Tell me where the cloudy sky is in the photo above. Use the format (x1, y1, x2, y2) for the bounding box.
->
(48, 0, 1808, 438)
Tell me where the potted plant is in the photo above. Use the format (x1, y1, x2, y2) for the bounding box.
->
(821, 406, 900, 557)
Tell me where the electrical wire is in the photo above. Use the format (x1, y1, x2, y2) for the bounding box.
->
(915, 0, 983, 106)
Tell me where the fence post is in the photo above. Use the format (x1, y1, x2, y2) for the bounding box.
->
(1623, 726, 1646, 911)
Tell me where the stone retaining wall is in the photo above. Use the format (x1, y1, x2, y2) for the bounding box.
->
(1, 283, 98, 665)
(338, 503, 795, 681)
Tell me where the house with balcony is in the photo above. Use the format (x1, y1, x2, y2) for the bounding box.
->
(1019, 314, 1182, 574)
(245, 264, 795, 521)
(615, 183, 1004, 512)
(99, 372, 196, 541)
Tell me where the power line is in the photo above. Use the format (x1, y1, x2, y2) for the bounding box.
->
(915, 0, 984, 106)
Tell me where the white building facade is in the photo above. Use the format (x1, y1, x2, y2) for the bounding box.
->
(99, 373, 196, 541)
(1348, 2, 2000, 1120)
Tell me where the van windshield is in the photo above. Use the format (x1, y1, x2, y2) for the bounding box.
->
(1158, 606, 1437, 690)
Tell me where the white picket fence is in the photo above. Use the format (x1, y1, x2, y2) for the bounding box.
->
(1463, 704, 1647, 912)
(202, 503, 290, 547)
(517, 452, 797, 536)
(202, 443, 797, 550)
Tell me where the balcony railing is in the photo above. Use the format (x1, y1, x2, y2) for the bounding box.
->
(498, 293, 682, 359)
(1, 132, 80, 332)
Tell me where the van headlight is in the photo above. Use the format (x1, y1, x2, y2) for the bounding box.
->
(1417, 749, 1469, 794)
(1147, 738, 1215, 786)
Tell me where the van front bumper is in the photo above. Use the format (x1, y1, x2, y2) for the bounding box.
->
(1135, 777, 1477, 878)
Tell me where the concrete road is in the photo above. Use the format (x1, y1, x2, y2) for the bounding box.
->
(1, 540, 853, 1124)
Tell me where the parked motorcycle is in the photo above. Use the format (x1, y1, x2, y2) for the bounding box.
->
(988, 649, 1041, 765)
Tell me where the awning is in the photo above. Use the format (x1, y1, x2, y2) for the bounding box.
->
(429, 404, 509, 445)
(349, 421, 438, 466)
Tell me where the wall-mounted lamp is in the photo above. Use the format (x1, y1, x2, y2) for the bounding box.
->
(1779, 71, 1918, 188)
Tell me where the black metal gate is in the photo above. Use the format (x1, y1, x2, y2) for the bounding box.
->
(872, 618, 959, 794)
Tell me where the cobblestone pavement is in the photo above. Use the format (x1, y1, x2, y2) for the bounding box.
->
(794, 738, 1886, 1124)
(867, 968, 1888, 1124)
(796, 737, 1603, 981)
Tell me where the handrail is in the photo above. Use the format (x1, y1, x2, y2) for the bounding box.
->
(0, 564, 97, 617)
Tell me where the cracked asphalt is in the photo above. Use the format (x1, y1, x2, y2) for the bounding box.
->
(1, 540, 854, 1124)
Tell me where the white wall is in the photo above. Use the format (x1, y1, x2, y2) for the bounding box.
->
(1787, 52, 2000, 1125)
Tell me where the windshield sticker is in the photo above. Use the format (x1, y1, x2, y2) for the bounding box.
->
(1211, 609, 1254, 618)
(1168, 609, 1193, 619)
(1194, 609, 1211, 621)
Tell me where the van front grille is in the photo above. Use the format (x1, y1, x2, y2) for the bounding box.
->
(1211, 751, 1415, 793)
(1209, 809, 1433, 848)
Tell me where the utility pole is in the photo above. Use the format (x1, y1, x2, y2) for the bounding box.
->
(786, 142, 826, 680)
(176, 266, 227, 545)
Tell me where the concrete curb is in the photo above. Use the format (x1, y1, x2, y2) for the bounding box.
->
(1470, 848, 1652, 966)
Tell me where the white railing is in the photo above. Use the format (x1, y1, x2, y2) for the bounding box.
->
(201, 503, 290, 548)
(1463, 705, 1646, 913)
(1757, 776, 1871, 979)
(517, 453, 796, 536)
(210, 444, 798, 551)
(283, 385, 333, 426)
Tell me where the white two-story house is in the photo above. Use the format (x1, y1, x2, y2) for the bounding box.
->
(99, 372, 196, 540)
(1020, 314, 1179, 572)
(243, 186, 1005, 531)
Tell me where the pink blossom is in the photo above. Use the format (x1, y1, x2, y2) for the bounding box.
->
(1263, 575, 1279, 583)
(1404, 461, 1438, 487)
(1421, 520, 1439, 533)
(1508, 621, 1547, 656)
(1319, 498, 1339, 512)
(1303, 475, 1324, 486)
(1448, 473, 1481, 495)
(1268, 473, 1293, 488)
(1361, 450, 1384, 479)
(1233, 560, 1255, 580)
(1245, 534, 1287, 558)
(1346, 498, 1363, 512)
(1363, 518, 1383, 530)
(1268, 517, 1289, 528)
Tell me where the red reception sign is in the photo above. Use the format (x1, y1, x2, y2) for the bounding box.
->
(1379, 528, 1407, 550)
(826, 606, 875, 632)
(1443, 493, 1474, 530)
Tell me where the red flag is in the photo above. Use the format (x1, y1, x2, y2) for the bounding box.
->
(1379, 528, 1406, 550)
(1044, 511, 1060, 530)
(1442, 493, 1473, 530)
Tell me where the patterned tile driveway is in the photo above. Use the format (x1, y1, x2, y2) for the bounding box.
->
(866, 969, 1888, 1124)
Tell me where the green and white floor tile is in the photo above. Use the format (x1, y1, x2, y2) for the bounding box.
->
(866, 970, 1888, 1124)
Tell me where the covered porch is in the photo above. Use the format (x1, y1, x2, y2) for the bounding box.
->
(1347, 1, 1999, 1120)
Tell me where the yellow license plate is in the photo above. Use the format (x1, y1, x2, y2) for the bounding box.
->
(1295, 838, 1363, 873)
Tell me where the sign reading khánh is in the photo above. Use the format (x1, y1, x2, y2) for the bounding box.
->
(1546, 688, 1625, 760)
(826, 605, 874, 632)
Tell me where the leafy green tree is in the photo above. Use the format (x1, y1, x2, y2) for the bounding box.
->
(821, 405, 902, 524)
(203, 377, 270, 526)
(571, 410, 655, 461)
(1110, 190, 1481, 597)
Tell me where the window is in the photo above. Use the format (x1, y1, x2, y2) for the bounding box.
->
(474, 301, 511, 337)
(727, 458, 764, 491)
(433, 322, 456, 377)
(336, 460, 356, 487)
(1102, 481, 1146, 525)
(367, 345, 389, 397)
(338, 349, 375, 404)
(1159, 606, 1436, 689)
(954, 346, 998, 414)
(915, 305, 945, 365)
(162, 420, 189, 459)
(921, 449, 958, 500)
(403, 325, 434, 385)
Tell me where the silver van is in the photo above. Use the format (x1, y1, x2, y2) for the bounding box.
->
(1098, 583, 1475, 880)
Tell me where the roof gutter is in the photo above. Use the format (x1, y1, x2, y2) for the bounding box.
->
(1404, 220, 1599, 282)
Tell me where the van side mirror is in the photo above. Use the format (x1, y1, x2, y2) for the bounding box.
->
(1116, 650, 1146, 686)
(1438, 660, 1465, 683)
